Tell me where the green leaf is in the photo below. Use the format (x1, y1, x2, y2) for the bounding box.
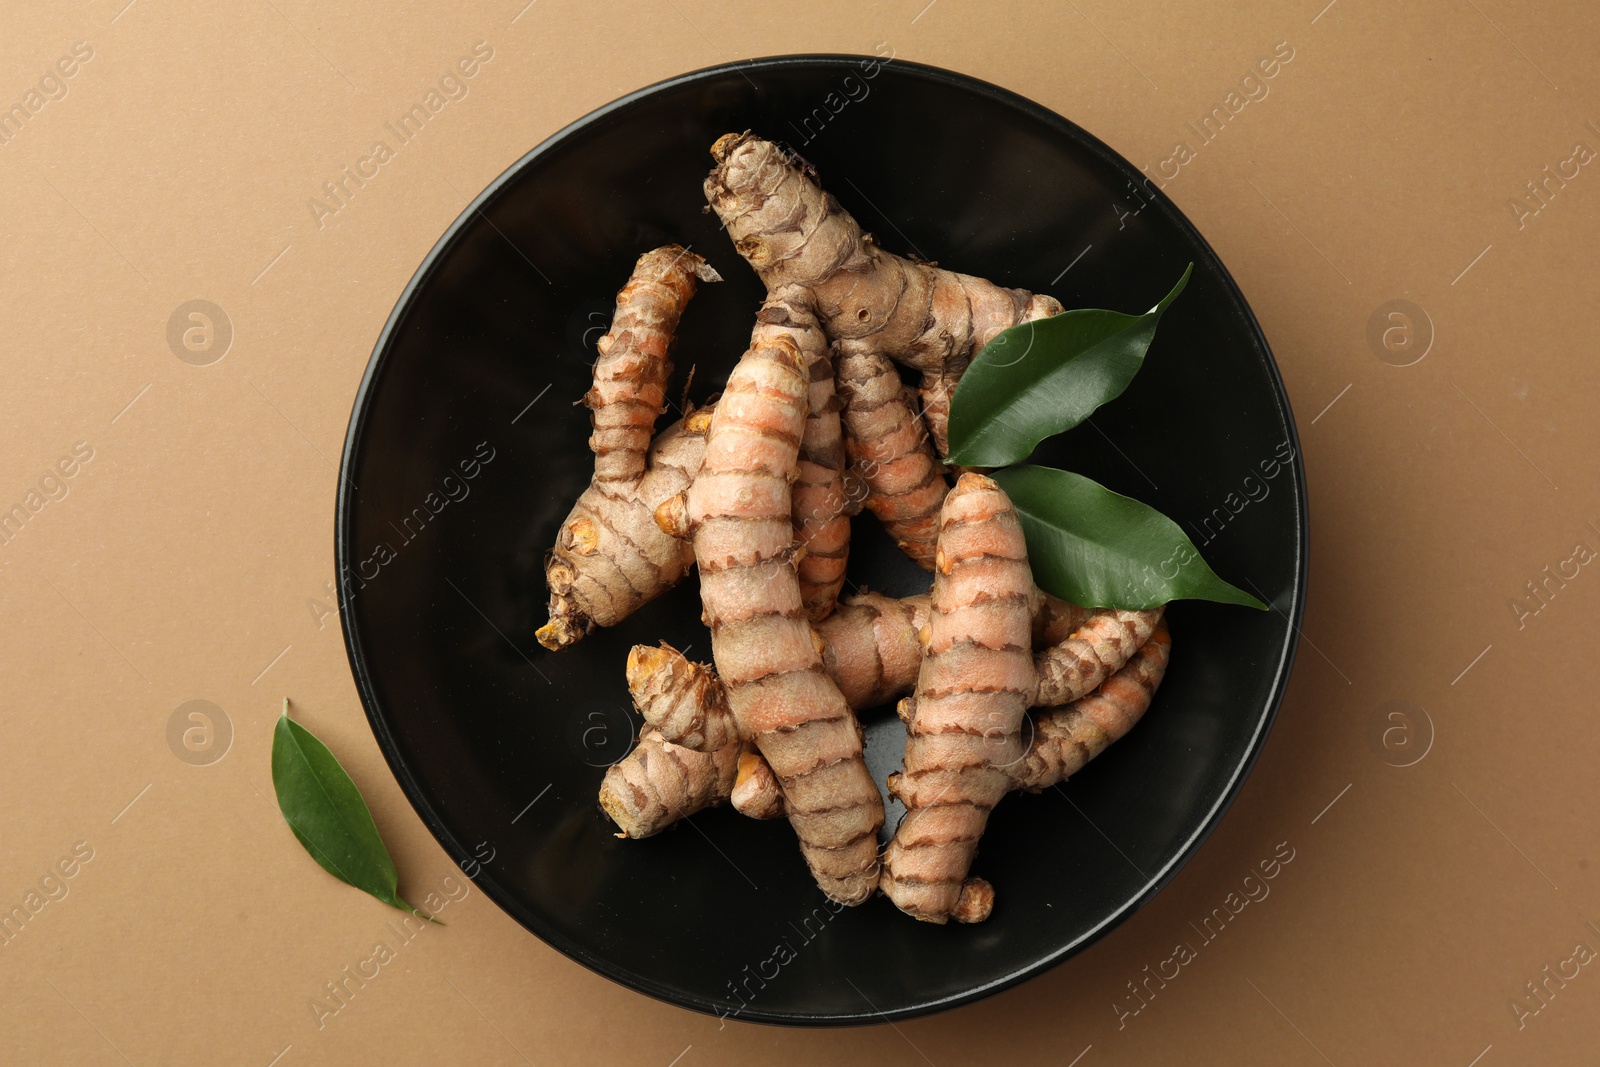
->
(945, 265, 1192, 467)
(271, 701, 435, 920)
(993, 464, 1266, 611)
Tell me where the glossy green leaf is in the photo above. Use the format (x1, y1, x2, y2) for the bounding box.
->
(945, 265, 1192, 466)
(993, 464, 1266, 611)
(272, 701, 434, 919)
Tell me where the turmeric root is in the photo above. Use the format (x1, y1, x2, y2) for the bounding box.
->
(629, 592, 929, 751)
(600, 623, 1171, 845)
(685, 316, 884, 904)
(818, 591, 929, 710)
(835, 342, 949, 569)
(952, 877, 996, 924)
(754, 287, 850, 620)
(815, 590, 1093, 709)
(704, 134, 1062, 455)
(1035, 594, 1096, 648)
(1034, 608, 1165, 707)
(630, 589, 1110, 751)
(1015, 619, 1172, 792)
(537, 246, 720, 651)
(882, 473, 1038, 923)
(626, 643, 740, 753)
(597, 728, 741, 839)
(607, 620, 1170, 839)
(730, 750, 786, 820)
(599, 672, 784, 835)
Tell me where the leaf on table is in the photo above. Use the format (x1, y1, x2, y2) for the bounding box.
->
(945, 264, 1192, 467)
(271, 701, 435, 920)
(993, 464, 1266, 611)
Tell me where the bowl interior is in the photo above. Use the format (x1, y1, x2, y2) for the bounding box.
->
(338, 55, 1305, 1025)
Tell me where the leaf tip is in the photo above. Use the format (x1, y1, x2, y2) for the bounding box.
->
(401, 899, 443, 925)
(1153, 262, 1194, 314)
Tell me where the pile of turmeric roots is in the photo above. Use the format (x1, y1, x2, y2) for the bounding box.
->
(536, 133, 1171, 924)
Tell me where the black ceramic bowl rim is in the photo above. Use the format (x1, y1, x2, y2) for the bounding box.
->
(336, 53, 1308, 1026)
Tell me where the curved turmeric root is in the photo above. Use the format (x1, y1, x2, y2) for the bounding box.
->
(1015, 619, 1172, 792)
(704, 134, 1062, 455)
(538, 246, 720, 650)
(754, 287, 850, 620)
(1035, 594, 1096, 648)
(835, 342, 950, 569)
(882, 473, 1038, 923)
(686, 317, 884, 904)
(598, 728, 741, 839)
(1034, 608, 1165, 707)
(598, 733, 783, 836)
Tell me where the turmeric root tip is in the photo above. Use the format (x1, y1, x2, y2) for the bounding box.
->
(730, 750, 785, 820)
(953, 878, 995, 924)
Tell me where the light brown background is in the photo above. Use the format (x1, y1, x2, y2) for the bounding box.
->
(3, 0, 1597, 1063)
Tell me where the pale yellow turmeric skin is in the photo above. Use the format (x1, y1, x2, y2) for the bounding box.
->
(538, 246, 720, 650)
(628, 592, 928, 752)
(601, 654, 782, 837)
(704, 134, 1062, 456)
(626, 643, 740, 754)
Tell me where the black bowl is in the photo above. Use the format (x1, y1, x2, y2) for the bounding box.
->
(337, 54, 1306, 1025)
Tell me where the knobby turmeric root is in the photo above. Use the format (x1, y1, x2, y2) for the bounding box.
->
(704, 133, 1063, 455)
(1015, 619, 1172, 792)
(686, 319, 884, 904)
(602, 651, 783, 835)
(835, 342, 949, 569)
(823, 590, 1093, 710)
(598, 727, 741, 839)
(537, 245, 720, 651)
(614, 591, 920, 842)
(626, 642, 740, 753)
(754, 287, 850, 620)
(882, 473, 1038, 923)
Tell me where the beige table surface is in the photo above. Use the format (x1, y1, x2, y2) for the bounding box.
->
(4, 1, 1599, 1063)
